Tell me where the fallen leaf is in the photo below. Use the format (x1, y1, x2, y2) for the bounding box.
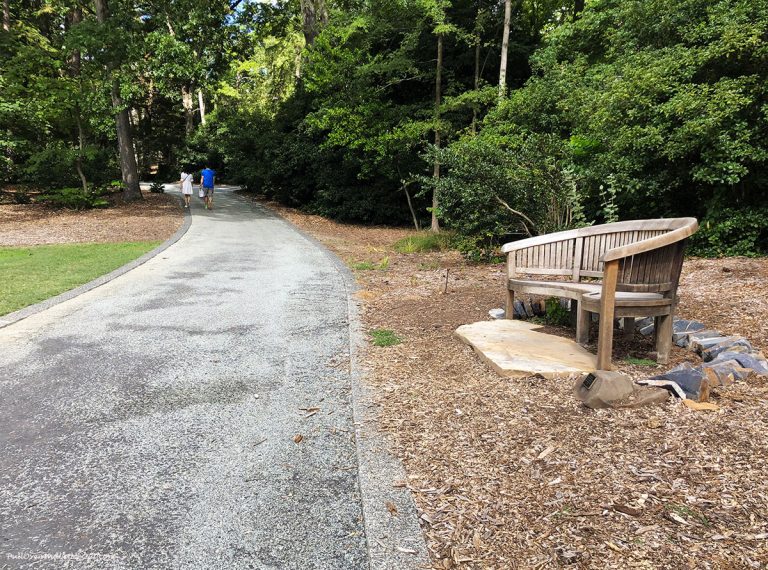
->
(667, 512, 690, 525)
(647, 417, 663, 429)
(293, 434, 303, 444)
(635, 525, 658, 535)
(613, 504, 641, 517)
(396, 546, 417, 555)
(537, 446, 555, 460)
(605, 541, 623, 552)
(385, 501, 398, 516)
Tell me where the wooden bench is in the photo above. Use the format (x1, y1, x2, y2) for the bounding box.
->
(501, 218, 699, 370)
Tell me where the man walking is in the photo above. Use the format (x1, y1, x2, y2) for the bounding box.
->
(200, 164, 216, 210)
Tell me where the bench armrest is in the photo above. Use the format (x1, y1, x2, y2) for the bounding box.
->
(601, 218, 698, 262)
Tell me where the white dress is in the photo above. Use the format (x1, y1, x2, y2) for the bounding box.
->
(180, 172, 194, 195)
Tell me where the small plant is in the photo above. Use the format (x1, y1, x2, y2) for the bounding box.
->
(12, 190, 31, 204)
(370, 329, 402, 347)
(377, 256, 390, 270)
(351, 261, 376, 270)
(393, 231, 455, 254)
(544, 297, 571, 326)
(39, 187, 108, 210)
(624, 356, 658, 367)
(149, 181, 165, 193)
(419, 260, 441, 270)
(665, 504, 711, 527)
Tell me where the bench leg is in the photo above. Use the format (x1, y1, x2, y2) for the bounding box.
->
(623, 317, 635, 339)
(596, 261, 618, 371)
(576, 305, 590, 344)
(655, 313, 673, 364)
(506, 289, 515, 319)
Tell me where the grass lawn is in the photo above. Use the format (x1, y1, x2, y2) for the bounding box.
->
(0, 241, 160, 316)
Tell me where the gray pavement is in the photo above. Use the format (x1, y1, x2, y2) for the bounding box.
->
(0, 188, 426, 569)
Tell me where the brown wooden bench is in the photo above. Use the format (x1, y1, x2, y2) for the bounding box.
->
(501, 218, 699, 370)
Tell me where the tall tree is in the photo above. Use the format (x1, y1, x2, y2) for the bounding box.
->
(498, 0, 511, 97)
(432, 31, 443, 232)
(299, 0, 328, 46)
(3, 0, 9, 32)
(95, 0, 141, 200)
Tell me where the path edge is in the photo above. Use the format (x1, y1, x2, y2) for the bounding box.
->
(0, 196, 192, 329)
(252, 196, 431, 570)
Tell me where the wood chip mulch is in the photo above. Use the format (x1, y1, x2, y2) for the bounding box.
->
(258, 196, 768, 569)
(0, 192, 184, 246)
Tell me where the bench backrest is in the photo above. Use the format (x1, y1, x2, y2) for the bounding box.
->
(506, 218, 697, 294)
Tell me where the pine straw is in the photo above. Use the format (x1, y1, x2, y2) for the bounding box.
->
(258, 197, 768, 569)
(0, 192, 183, 246)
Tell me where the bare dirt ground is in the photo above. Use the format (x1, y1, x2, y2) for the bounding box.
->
(0, 192, 183, 246)
(259, 196, 768, 570)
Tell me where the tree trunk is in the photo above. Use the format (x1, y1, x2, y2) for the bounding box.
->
(498, 0, 511, 98)
(95, 0, 141, 201)
(68, 7, 87, 193)
(3, 0, 10, 31)
(112, 80, 142, 200)
(198, 89, 206, 125)
(181, 84, 194, 134)
(574, 0, 585, 20)
(431, 33, 443, 233)
(299, 0, 328, 46)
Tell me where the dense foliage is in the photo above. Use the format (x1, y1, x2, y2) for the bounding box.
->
(3, 0, 767, 254)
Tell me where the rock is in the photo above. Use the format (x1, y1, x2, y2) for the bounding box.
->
(711, 352, 768, 376)
(688, 334, 733, 354)
(673, 319, 707, 334)
(700, 338, 753, 362)
(488, 308, 505, 319)
(636, 317, 654, 331)
(613, 386, 670, 409)
(701, 360, 750, 386)
(514, 300, 527, 318)
(574, 371, 635, 409)
(523, 299, 535, 318)
(532, 299, 546, 317)
(641, 363, 710, 401)
(686, 331, 726, 352)
(639, 322, 656, 336)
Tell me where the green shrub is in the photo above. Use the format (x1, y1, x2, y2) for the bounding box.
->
(688, 207, 768, 257)
(149, 181, 165, 193)
(12, 189, 31, 204)
(38, 188, 109, 210)
(393, 232, 455, 254)
(544, 297, 571, 327)
(369, 329, 402, 347)
(431, 133, 585, 259)
(624, 356, 658, 367)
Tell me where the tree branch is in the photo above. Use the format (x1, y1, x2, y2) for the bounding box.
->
(494, 194, 537, 237)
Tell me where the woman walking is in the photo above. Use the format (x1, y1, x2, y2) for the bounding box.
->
(179, 167, 194, 208)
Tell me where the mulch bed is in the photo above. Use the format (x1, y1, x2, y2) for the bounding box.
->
(0, 192, 183, 246)
(254, 196, 768, 569)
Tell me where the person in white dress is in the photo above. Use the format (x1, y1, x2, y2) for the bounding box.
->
(179, 168, 194, 208)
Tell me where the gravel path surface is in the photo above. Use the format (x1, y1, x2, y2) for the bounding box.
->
(0, 189, 370, 569)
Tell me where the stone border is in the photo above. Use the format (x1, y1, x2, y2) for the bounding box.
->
(247, 195, 430, 570)
(0, 194, 192, 329)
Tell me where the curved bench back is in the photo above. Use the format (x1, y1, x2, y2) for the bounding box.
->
(505, 218, 698, 294)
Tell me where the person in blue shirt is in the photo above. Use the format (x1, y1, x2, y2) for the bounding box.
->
(200, 165, 216, 210)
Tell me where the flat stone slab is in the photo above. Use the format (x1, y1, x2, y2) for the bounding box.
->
(455, 320, 597, 379)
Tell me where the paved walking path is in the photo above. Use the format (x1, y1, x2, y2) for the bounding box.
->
(0, 188, 421, 569)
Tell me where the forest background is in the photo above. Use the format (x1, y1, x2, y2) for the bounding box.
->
(2, 0, 767, 258)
